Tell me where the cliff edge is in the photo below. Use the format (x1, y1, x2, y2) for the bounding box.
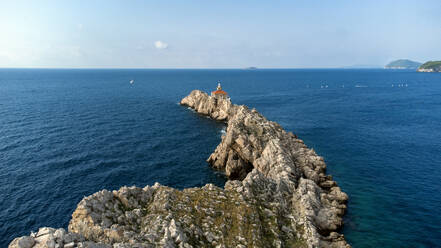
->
(9, 90, 349, 248)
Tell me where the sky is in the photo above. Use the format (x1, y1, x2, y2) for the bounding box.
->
(1, 0, 441, 68)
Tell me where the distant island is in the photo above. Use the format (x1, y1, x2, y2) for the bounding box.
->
(417, 61, 441, 72)
(244, 66, 257, 70)
(385, 59, 421, 69)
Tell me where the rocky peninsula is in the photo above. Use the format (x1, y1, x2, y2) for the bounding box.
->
(9, 90, 349, 248)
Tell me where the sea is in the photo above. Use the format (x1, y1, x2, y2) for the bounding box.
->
(0, 68, 440, 247)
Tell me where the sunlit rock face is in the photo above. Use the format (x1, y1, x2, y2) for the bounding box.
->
(10, 90, 349, 248)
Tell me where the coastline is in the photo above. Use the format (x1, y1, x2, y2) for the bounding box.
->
(9, 90, 349, 247)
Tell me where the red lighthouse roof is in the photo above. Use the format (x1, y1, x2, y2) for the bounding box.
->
(211, 82, 228, 97)
(211, 89, 228, 95)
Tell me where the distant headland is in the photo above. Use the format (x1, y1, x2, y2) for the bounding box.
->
(384, 59, 421, 69)
(417, 61, 441, 72)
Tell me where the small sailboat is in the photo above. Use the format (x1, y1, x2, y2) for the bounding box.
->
(130, 79, 134, 84)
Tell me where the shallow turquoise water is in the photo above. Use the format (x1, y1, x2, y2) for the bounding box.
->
(1, 69, 440, 247)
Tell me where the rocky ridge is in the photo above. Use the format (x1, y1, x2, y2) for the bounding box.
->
(9, 90, 349, 248)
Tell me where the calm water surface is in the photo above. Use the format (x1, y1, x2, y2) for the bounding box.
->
(1, 69, 440, 247)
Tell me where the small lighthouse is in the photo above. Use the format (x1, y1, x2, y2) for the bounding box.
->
(211, 81, 229, 99)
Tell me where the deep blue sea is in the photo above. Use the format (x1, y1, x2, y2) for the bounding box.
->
(1, 69, 440, 247)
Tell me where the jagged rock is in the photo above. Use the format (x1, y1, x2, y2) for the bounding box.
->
(180, 89, 236, 121)
(9, 89, 349, 248)
(8, 236, 35, 248)
(8, 227, 106, 248)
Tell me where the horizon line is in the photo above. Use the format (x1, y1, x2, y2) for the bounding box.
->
(0, 66, 386, 70)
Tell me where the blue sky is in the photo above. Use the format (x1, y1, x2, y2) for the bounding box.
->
(1, 0, 440, 68)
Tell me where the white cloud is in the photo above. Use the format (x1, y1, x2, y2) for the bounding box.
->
(77, 24, 83, 31)
(154, 41, 168, 49)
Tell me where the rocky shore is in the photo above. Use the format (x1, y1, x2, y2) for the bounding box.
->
(9, 90, 349, 248)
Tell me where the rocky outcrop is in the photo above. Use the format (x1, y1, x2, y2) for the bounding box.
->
(7, 227, 107, 248)
(10, 90, 349, 248)
(180, 90, 236, 122)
